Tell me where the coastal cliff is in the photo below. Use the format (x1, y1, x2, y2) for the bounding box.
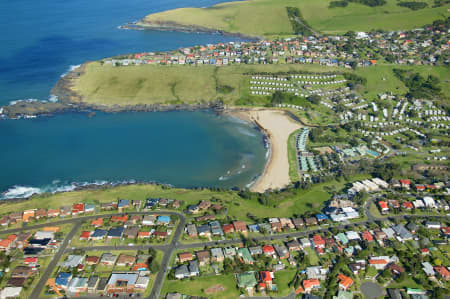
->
(123, 19, 262, 41)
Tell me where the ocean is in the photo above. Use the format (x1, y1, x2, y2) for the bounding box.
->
(0, 0, 267, 198)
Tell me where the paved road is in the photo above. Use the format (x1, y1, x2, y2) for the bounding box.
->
(30, 221, 82, 299)
(15, 200, 448, 299)
(21, 210, 184, 299)
(148, 213, 186, 299)
(2, 210, 183, 235)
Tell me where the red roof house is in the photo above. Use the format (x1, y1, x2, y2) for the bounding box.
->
(362, 231, 374, 242)
(262, 245, 275, 256)
(337, 274, 354, 290)
(222, 224, 234, 234)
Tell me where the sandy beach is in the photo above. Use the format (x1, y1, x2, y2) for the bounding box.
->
(229, 108, 303, 192)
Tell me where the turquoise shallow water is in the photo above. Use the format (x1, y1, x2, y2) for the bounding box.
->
(0, 0, 267, 198)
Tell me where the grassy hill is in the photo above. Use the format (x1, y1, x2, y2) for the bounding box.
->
(70, 62, 449, 107)
(72, 62, 342, 106)
(140, 0, 449, 37)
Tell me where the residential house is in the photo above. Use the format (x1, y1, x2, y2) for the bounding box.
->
(87, 276, 99, 293)
(91, 218, 103, 227)
(86, 256, 100, 266)
(312, 235, 325, 248)
(90, 229, 107, 240)
(178, 252, 193, 263)
(305, 217, 318, 226)
(306, 266, 328, 280)
(116, 254, 135, 266)
(222, 224, 234, 234)
(262, 245, 275, 257)
(106, 273, 138, 293)
(157, 215, 171, 225)
(368, 257, 389, 270)
(211, 248, 224, 262)
(233, 221, 247, 233)
(143, 215, 157, 226)
(64, 255, 84, 269)
(196, 250, 210, 266)
(224, 247, 236, 258)
(293, 218, 304, 229)
(434, 266, 450, 281)
(55, 273, 72, 290)
(303, 279, 320, 293)
(238, 248, 254, 264)
(236, 272, 257, 294)
(422, 262, 435, 276)
(107, 227, 124, 239)
(286, 239, 301, 251)
(100, 253, 117, 266)
(186, 224, 198, 237)
(425, 221, 441, 229)
(337, 274, 353, 290)
(274, 244, 289, 259)
(123, 227, 139, 239)
(249, 246, 262, 256)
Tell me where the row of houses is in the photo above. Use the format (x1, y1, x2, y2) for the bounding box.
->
(0, 197, 181, 227)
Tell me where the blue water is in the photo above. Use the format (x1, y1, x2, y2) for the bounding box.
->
(0, 0, 244, 104)
(0, 0, 267, 197)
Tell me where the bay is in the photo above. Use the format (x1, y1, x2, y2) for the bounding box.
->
(0, 0, 267, 198)
(0, 111, 266, 198)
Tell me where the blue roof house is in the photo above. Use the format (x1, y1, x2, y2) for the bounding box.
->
(316, 214, 329, 221)
(55, 272, 72, 289)
(108, 227, 124, 238)
(91, 229, 107, 240)
(157, 216, 170, 225)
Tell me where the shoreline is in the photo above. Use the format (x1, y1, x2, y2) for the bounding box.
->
(225, 107, 303, 192)
(121, 20, 263, 42)
(1, 107, 302, 201)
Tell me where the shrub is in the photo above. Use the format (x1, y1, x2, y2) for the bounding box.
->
(329, 0, 349, 8)
(397, 1, 428, 10)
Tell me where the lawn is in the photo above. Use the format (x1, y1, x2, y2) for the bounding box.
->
(287, 128, 302, 183)
(160, 273, 240, 298)
(274, 269, 297, 296)
(304, 247, 320, 265)
(140, 0, 449, 37)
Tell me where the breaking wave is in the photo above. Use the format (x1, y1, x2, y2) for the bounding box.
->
(9, 98, 39, 106)
(0, 180, 137, 200)
(60, 64, 81, 78)
(8, 94, 59, 106)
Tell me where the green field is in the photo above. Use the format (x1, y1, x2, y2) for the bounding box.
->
(355, 64, 450, 99)
(141, 0, 449, 37)
(73, 62, 341, 106)
(160, 273, 240, 298)
(72, 61, 449, 107)
(288, 128, 302, 182)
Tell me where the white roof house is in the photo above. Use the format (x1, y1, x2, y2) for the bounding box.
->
(422, 197, 436, 208)
(64, 255, 85, 268)
(34, 231, 54, 240)
(346, 231, 361, 240)
(422, 262, 435, 276)
(0, 287, 22, 299)
(413, 200, 425, 208)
